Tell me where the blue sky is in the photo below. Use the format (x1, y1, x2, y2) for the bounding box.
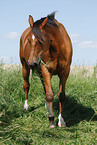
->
(0, 0, 97, 65)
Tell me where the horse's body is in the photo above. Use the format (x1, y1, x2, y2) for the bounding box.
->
(20, 12, 72, 127)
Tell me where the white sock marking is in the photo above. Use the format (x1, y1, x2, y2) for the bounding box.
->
(24, 99, 29, 110)
(32, 34, 35, 40)
(58, 114, 66, 127)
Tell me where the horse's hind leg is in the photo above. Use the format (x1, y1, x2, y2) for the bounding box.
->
(58, 66, 70, 127)
(22, 65, 30, 110)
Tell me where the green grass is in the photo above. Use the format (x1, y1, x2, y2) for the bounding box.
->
(0, 64, 97, 145)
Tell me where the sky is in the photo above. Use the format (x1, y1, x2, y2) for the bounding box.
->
(0, 0, 97, 65)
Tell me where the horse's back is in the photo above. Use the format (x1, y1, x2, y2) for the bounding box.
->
(55, 20, 72, 65)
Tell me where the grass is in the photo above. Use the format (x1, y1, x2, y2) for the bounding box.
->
(0, 63, 97, 144)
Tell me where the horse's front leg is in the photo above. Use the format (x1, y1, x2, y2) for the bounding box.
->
(41, 65, 55, 128)
(22, 65, 30, 110)
(58, 67, 70, 127)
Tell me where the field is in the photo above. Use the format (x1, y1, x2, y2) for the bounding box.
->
(0, 63, 97, 144)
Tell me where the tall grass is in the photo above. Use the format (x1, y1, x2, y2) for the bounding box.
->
(0, 63, 97, 144)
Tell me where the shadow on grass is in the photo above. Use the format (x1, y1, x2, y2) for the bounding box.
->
(54, 96, 97, 127)
(29, 102, 45, 112)
(0, 95, 96, 129)
(0, 104, 22, 127)
(0, 102, 44, 128)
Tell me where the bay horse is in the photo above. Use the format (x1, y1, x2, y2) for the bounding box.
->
(20, 12, 72, 128)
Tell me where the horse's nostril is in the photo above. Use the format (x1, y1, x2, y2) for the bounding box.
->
(28, 61, 33, 68)
(28, 61, 38, 68)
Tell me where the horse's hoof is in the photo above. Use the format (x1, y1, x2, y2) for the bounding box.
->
(49, 122, 56, 128)
(49, 125, 56, 128)
(58, 114, 66, 127)
(58, 122, 66, 127)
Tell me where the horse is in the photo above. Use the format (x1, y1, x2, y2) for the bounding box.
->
(20, 12, 73, 128)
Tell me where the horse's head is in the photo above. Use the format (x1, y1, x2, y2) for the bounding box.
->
(27, 15, 46, 69)
(27, 15, 49, 69)
(27, 13, 59, 69)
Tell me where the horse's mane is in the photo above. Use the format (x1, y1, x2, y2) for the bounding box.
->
(32, 12, 58, 43)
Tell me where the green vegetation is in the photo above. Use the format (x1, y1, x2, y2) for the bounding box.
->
(0, 64, 97, 144)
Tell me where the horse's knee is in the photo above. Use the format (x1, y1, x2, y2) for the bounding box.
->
(23, 81, 30, 92)
(46, 92, 54, 102)
(58, 92, 66, 103)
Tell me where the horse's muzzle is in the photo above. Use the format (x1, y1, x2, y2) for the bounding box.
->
(28, 58, 41, 69)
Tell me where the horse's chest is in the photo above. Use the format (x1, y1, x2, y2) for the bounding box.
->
(46, 60, 58, 74)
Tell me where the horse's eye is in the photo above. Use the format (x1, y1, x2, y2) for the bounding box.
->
(39, 41, 42, 45)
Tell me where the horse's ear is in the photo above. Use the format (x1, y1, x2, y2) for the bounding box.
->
(49, 11, 56, 19)
(29, 15, 34, 27)
(40, 17, 48, 29)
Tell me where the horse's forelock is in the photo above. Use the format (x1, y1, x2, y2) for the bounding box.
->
(32, 12, 58, 43)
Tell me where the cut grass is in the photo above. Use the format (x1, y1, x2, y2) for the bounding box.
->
(0, 64, 97, 144)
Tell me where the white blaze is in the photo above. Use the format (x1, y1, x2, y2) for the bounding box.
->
(32, 34, 35, 40)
